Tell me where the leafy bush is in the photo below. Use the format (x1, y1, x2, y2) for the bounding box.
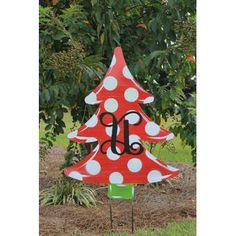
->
(39, 177, 97, 207)
(39, 0, 196, 164)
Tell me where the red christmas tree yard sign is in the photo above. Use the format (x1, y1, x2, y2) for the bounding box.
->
(64, 47, 179, 186)
(64, 47, 179, 231)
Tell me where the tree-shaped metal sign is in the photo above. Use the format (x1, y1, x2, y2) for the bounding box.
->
(64, 47, 179, 232)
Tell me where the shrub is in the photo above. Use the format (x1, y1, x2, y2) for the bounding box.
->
(39, 0, 196, 164)
(39, 177, 97, 207)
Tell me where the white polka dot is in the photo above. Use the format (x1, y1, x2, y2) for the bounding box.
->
(127, 158, 142, 172)
(85, 92, 97, 104)
(145, 122, 160, 136)
(110, 55, 116, 68)
(86, 160, 101, 175)
(124, 88, 139, 102)
(125, 110, 140, 124)
(143, 96, 154, 104)
(85, 114, 98, 127)
(147, 170, 163, 183)
(104, 98, 118, 112)
(106, 147, 121, 160)
(103, 76, 118, 91)
(123, 66, 133, 79)
(85, 137, 97, 143)
(166, 133, 174, 141)
(106, 124, 120, 137)
(109, 172, 123, 184)
(67, 130, 78, 139)
(129, 135, 140, 149)
(167, 165, 178, 172)
(68, 171, 83, 180)
(129, 135, 140, 143)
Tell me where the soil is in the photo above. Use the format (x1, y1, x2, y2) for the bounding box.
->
(39, 147, 196, 236)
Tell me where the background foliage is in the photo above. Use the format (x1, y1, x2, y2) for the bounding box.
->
(39, 0, 196, 164)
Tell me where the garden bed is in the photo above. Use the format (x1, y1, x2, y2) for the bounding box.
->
(39, 147, 196, 236)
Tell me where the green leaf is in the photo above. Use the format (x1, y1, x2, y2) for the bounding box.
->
(43, 89, 50, 102)
(52, 31, 65, 40)
(145, 50, 166, 65)
(45, 124, 52, 131)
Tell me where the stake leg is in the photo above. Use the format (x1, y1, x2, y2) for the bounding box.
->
(109, 199, 113, 231)
(131, 199, 134, 234)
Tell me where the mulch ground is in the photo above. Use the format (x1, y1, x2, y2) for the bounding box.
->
(39, 147, 196, 236)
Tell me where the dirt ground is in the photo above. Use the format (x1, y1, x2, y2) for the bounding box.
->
(39, 147, 196, 236)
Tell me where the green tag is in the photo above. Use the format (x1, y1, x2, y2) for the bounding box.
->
(108, 184, 134, 200)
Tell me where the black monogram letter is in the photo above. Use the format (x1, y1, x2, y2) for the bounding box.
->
(100, 111, 143, 155)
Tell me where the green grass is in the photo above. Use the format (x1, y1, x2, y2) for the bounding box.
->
(74, 220, 196, 236)
(151, 137, 192, 163)
(39, 113, 192, 163)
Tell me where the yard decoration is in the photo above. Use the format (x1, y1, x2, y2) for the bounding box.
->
(64, 47, 179, 232)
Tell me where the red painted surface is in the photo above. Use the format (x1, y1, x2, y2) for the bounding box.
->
(64, 47, 179, 184)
